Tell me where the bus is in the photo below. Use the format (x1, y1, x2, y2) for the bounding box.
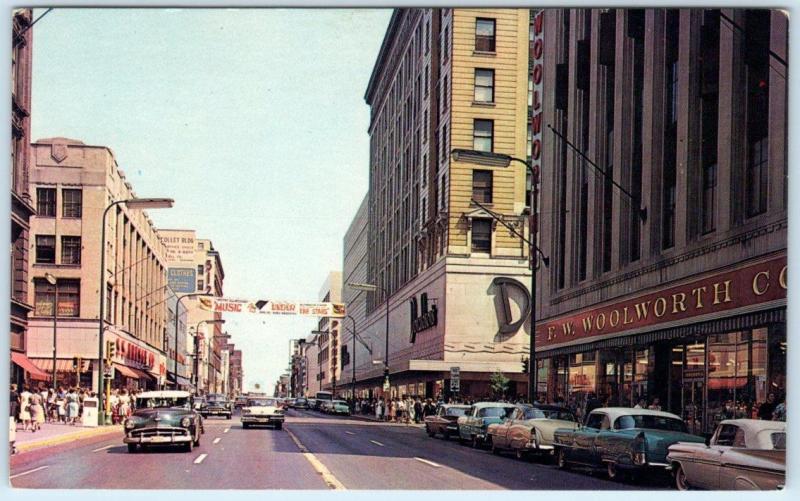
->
(314, 391, 333, 410)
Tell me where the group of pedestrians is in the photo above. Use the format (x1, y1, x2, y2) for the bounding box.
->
(9, 383, 87, 432)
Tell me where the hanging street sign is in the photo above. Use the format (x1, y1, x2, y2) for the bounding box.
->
(198, 297, 346, 318)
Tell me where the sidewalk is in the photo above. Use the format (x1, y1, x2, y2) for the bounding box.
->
(348, 413, 425, 428)
(11, 421, 123, 453)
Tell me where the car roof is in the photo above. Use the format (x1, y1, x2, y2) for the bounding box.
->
(441, 404, 471, 408)
(136, 390, 191, 399)
(719, 418, 786, 434)
(530, 404, 573, 412)
(589, 407, 682, 422)
(473, 402, 517, 408)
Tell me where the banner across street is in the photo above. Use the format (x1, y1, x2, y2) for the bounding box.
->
(198, 297, 346, 318)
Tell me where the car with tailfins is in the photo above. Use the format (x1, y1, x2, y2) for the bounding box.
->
(457, 402, 518, 448)
(553, 407, 704, 481)
(241, 397, 285, 429)
(123, 390, 204, 453)
(424, 404, 470, 440)
(667, 418, 785, 490)
(488, 404, 579, 460)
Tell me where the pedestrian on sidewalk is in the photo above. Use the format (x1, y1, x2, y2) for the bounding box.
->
(57, 392, 66, 423)
(414, 398, 423, 424)
(29, 390, 44, 432)
(47, 388, 57, 423)
(19, 386, 32, 431)
(66, 387, 79, 425)
(388, 399, 396, 422)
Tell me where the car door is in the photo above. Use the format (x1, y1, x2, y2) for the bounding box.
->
(717, 425, 747, 490)
(693, 424, 737, 489)
(573, 411, 605, 463)
(507, 408, 528, 450)
(460, 407, 475, 440)
(433, 406, 446, 433)
(495, 408, 517, 448)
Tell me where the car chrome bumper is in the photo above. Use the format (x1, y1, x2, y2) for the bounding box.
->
(241, 416, 284, 423)
(124, 427, 192, 444)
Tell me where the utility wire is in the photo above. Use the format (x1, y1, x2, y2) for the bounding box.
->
(718, 11, 787, 69)
(13, 8, 52, 47)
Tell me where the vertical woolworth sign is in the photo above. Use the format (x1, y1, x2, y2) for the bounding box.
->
(530, 10, 544, 248)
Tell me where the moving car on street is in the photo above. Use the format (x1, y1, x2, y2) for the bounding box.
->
(199, 394, 232, 419)
(241, 397, 285, 429)
(425, 404, 470, 440)
(293, 397, 310, 410)
(667, 419, 786, 490)
(457, 402, 517, 448)
(553, 407, 704, 481)
(123, 390, 204, 453)
(488, 404, 578, 460)
(329, 400, 351, 416)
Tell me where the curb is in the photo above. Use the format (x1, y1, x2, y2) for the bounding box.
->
(15, 425, 123, 453)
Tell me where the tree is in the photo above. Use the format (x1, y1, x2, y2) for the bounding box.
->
(489, 370, 510, 400)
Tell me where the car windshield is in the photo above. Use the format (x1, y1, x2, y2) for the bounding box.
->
(208, 398, 227, 404)
(248, 399, 277, 407)
(478, 407, 515, 418)
(333, 400, 347, 406)
(538, 409, 576, 421)
(521, 408, 547, 419)
(445, 407, 468, 417)
(614, 414, 687, 432)
(137, 396, 190, 409)
(296, 398, 307, 403)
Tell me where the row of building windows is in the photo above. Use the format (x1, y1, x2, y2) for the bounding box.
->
(36, 187, 82, 218)
(35, 235, 81, 265)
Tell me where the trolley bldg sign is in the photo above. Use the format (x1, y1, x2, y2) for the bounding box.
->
(536, 255, 787, 348)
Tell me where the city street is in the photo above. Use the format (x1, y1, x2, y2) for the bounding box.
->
(11, 410, 666, 490)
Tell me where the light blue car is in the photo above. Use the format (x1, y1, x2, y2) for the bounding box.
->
(457, 402, 518, 448)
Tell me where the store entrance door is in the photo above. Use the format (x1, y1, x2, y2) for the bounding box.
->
(682, 378, 705, 435)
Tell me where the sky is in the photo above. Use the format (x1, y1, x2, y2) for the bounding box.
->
(31, 8, 392, 392)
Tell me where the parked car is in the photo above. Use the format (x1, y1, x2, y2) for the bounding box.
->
(488, 404, 578, 460)
(553, 407, 705, 480)
(424, 404, 470, 440)
(293, 397, 310, 410)
(457, 402, 518, 448)
(192, 395, 206, 411)
(283, 398, 296, 409)
(123, 390, 204, 453)
(200, 394, 232, 419)
(329, 400, 351, 416)
(241, 397, 285, 430)
(312, 399, 325, 411)
(234, 396, 248, 409)
(667, 419, 786, 490)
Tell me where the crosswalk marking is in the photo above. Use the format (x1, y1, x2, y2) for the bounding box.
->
(370, 440, 384, 447)
(414, 457, 442, 468)
(92, 444, 114, 453)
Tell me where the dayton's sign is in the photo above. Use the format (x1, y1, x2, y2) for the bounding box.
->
(199, 297, 346, 318)
(409, 293, 437, 343)
(536, 255, 787, 348)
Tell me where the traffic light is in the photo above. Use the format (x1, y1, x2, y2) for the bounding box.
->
(521, 356, 529, 374)
(106, 340, 116, 362)
(72, 356, 79, 370)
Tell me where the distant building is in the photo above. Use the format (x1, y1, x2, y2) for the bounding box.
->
(340, 195, 369, 398)
(27, 138, 170, 391)
(10, 9, 38, 387)
(228, 346, 243, 397)
(316, 272, 342, 395)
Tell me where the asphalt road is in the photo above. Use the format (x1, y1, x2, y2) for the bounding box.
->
(10, 409, 670, 490)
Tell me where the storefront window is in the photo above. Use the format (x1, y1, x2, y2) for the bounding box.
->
(536, 359, 549, 402)
(633, 349, 652, 405)
(568, 351, 596, 417)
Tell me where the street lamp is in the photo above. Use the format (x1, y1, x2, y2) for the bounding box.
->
(452, 148, 543, 402)
(193, 319, 225, 393)
(173, 293, 212, 390)
(347, 282, 389, 397)
(98, 197, 173, 425)
(346, 315, 357, 400)
(45, 272, 57, 393)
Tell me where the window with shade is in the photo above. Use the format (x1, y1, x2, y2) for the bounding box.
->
(61, 236, 81, 265)
(475, 18, 496, 52)
(472, 170, 493, 204)
(36, 235, 56, 264)
(474, 68, 495, 103)
(473, 119, 494, 152)
(471, 219, 492, 253)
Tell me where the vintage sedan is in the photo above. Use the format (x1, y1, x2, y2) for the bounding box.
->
(123, 390, 204, 453)
(457, 402, 518, 448)
(667, 419, 786, 490)
(488, 405, 578, 460)
(553, 407, 704, 480)
(199, 394, 232, 419)
(293, 397, 310, 410)
(425, 404, 470, 440)
(241, 397, 285, 429)
(329, 400, 351, 416)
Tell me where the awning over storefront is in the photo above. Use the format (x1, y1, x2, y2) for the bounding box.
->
(114, 363, 139, 379)
(31, 358, 91, 373)
(11, 352, 50, 380)
(130, 367, 154, 381)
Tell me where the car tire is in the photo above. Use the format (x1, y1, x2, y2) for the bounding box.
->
(556, 448, 569, 470)
(607, 462, 624, 481)
(442, 431, 450, 441)
(471, 435, 480, 449)
(674, 464, 690, 491)
(242, 423, 249, 429)
(127, 443, 137, 453)
(275, 423, 283, 430)
(515, 449, 525, 461)
(185, 440, 193, 453)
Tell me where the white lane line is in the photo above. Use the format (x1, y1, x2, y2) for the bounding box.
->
(370, 440, 385, 447)
(10, 465, 49, 480)
(414, 457, 442, 468)
(213, 437, 221, 444)
(193, 453, 208, 464)
(285, 427, 346, 490)
(344, 431, 355, 435)
(92, 444, 115, 453)
(223, 428, 230, 433)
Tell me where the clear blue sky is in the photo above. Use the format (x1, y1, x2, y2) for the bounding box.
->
(31, 8, 391, 391)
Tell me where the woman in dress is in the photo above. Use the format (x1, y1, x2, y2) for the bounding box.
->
(18, 386, 32, 431)
(29, 391, 44, 432)
(66, 388, 79, 425)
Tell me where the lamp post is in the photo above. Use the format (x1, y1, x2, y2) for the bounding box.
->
(97, 197, 173, 425)
(451, 149, 543, 402)
(346, 314, 357, 400)
(193, 319, 225, 393)
(347, 282, 389, 397)
(173, 292, 212, 390)
(45, 273, 57, 393)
